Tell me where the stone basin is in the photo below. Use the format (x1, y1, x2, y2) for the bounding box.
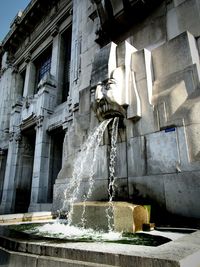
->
(0, 212, 199, 267)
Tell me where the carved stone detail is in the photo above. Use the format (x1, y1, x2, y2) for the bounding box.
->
(36, 115, 44, 128)
(91, 41, 141, 121)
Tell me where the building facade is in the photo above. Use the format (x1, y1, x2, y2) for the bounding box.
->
(0, 0, 200, 219)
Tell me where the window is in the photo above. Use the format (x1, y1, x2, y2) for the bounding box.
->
(38, 56, 51, 82)
(19, 70, 26, 97)
(34, 46, 52, 91)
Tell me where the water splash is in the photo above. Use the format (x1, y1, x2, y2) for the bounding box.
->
(62, 118, 112, 225)
(106, 117, 119, 231)
(24, 222, 123, 241)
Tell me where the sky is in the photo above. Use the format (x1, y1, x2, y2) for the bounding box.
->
(0, 0, 30, 42)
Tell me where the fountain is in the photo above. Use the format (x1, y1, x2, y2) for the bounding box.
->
(49, 41, 149, 234)
(0, 40, 200, 267)
(61, 116, 149, 233)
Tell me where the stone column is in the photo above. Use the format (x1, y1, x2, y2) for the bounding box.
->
(28, 117, 51, 211)
(23, 56, 36, 97)
(50, 27, 64, 104)
(50, 27, 60, 78)
(0, 133, 21, 214)
(0, 100, 22, 214)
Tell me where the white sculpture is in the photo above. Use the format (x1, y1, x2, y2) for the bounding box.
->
(91, 41, 142, 121)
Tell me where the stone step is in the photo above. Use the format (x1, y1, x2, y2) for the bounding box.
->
(0, 228, 200, 267)
(0, 246, 116, 267)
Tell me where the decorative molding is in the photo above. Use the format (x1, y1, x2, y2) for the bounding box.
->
(73, 36, 82, 83)
(36, 115, 44, 128)
(14, 132, 22, 142)
(37, 73, 56, 90)
(25, 53, 31, 63)
(12, 65, 19, 74)
(9, 132, 15, 142)
(20, 113, 37, 131)
(50, 25, 59, 37)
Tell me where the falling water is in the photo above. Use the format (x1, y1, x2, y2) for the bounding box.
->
(63, 118, 112, 226)
(80, 120, 110, 227)
(106, 117, 119, 232)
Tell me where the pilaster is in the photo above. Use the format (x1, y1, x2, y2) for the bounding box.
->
(0, 132, 21, 214)
(28, 118, 51, 211)
(23, 56, 36, 97)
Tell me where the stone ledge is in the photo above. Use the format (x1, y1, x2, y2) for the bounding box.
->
(0, 230, 200, 267)
(0, 212, 53, 224)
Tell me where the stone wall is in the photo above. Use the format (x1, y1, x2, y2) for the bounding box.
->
(0, 0, 200, 219)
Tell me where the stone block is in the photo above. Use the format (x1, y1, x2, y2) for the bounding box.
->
(131, 49, 155, 134)
(8, 252, 37, 267)
(131, 7, 166, 51)
(152, 31, 200, 81)
(71, 201, 148, 232)
(80, 64, 93, 90)
(164, 172, 200, 218)
(79, 87, 90, 114)
(115, 142, 127, 178)
(185, 123, 200, 162)
(146, 129, 180, 175)
(153, 65, 200, 131)
(127, 136, 146, 177)
(166, 7, 180, 40)
(175, 0, 200, 37)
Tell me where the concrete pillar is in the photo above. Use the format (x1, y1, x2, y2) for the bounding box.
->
(28, 119, 51, 211)
(23, 61, 36, 97)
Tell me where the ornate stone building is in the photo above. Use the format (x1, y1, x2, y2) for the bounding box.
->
(0, 0, 200, 220)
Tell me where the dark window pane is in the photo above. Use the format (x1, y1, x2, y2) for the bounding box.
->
(35, 46, 52, 91)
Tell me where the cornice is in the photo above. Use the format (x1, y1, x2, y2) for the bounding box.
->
(14, 3, 72, 67)
(2, 0, 72, 57)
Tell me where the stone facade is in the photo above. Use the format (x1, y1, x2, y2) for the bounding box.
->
(0, 0, 200, 220)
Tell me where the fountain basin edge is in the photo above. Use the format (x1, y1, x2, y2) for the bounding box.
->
(0, 222, 200, 266)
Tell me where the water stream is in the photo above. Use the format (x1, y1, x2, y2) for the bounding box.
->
(62, 118, 112, 226)
(106, 117, 119, 231)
